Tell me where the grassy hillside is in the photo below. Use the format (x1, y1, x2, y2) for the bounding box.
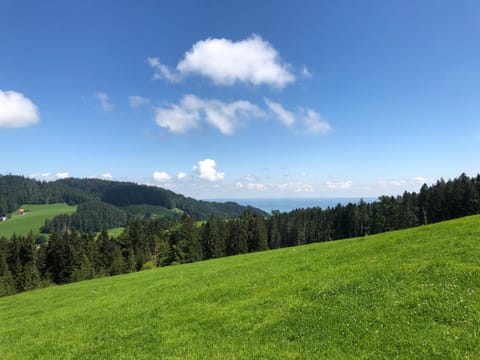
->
(0, 203, 76, 238)
(121, 204, 182, 219)
(106, 227, 125, 238)
(1, 216, 480, 358)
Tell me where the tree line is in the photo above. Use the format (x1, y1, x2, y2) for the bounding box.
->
(0, 212, 267, 296)
(1, 173, 480, 297)
(41, 201, 128, 233)
(266, 173, 480, 247)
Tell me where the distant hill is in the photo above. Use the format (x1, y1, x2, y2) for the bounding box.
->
(0, 175, 266, 227)
(1, 215, 479, 358)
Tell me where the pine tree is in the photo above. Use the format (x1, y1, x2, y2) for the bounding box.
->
(253, 214, 268, 251)
(225, 220, 248, 255)
(46, 231, 76, 284)
(0, 238, 16, 296)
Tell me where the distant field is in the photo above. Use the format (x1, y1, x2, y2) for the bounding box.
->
(106, 227, 124, 238)
(1, 215, 479, 358)
(121, 204, 181, 219)
(0, 203, 77, 238)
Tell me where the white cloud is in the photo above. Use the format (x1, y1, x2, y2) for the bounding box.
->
(147, 57, 179, 82)
(56, 172, 70, 179)
(153, 171, 171, 182)
(413, 176, 429, 184)
(264, 98, 295, 127)
(29, 173, 53, 181)
(197, 159, 224, 181)
(150, 35, 295, 88)
(154, 94, 264, 135)
(95, 92, 114, 111)
(154, 99, 200, 134)
(100, 172, 113, 180)
(29, 172, 69, 181)
(0, 90, 39, 128)
(303, 109, 331, 134)
(177, 171, 186, 179)
(327, 180, 353, 189)
(129, 95, 150, 108)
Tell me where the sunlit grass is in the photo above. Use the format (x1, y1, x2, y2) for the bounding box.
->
(1, 215, 479, 358)
(0, 203, 76, 238)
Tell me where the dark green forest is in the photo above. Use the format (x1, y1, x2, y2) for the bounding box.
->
(1, 173, 480, 297)
(41, 201, 128, 233)
(0, 175, 266, 225)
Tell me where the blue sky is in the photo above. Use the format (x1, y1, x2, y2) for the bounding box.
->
(0, 0, 479, 198)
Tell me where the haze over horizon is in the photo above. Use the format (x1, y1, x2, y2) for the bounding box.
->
(1, 1, 479, 199)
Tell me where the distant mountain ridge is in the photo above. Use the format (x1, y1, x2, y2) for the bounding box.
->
(0, 175, 267, 221)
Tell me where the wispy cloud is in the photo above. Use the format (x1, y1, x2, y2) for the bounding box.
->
(0, 90, 39, 128)
(242, 175, 257, 182)
(129, 95, 150, 108)
(154, 94, 265, 135)
(264, 99, 331, 135)
(326, 180, 353, 189)
(147, 57, 179, 82)
(95, 92, 114, 111)
(301, 65, 312, 78)
(264, 98, 295, 127)
(303, 109, 331, 134)
(235, 179, 314, 193)
(377, 177, 433, 191)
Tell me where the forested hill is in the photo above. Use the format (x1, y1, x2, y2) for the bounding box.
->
(0, 175, 266, 220)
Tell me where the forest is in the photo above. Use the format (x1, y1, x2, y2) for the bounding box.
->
(1, 173, 480, 297)
(0, 175, 266, 224)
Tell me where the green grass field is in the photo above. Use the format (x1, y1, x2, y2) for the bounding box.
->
(121, 204, 181, 219)
(1, 215, 480, 358)
(0, 203, 77, 238)
(106, 227, 125, 238)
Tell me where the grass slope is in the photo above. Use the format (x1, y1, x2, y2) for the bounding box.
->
(121, 204, 182, 219)
(0, 203, 76, 238)
(106, 227, 125, 238)
(1, 216, 480, 359)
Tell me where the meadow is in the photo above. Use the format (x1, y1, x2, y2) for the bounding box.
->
(121, 204, 183, 219)
(0, 203, 76, 238)
(106, 227, 125, 238)
(0, 215, 479, 358)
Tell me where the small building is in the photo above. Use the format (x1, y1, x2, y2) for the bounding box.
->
(18, 208, 26, 215)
